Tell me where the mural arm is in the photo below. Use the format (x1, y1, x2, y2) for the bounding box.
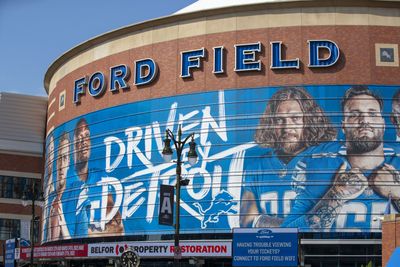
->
(49, 201, 61, 240)
(253, 214, 283, 227)
(88, 193, 124, 236)
(105, 193, 124, 234)
(370, 163, 400, 200)
(293, 164, 367, 230)
(240, 190, 260, 227)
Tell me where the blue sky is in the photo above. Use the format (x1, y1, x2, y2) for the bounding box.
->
(0, 0, 196, 97)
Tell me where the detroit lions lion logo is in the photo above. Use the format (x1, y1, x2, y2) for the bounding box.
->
(193, 190, 238, 229)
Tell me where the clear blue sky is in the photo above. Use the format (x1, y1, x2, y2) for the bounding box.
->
(0, 0, 196, 97)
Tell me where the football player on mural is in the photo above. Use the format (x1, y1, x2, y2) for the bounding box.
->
(391, 89, 400, 141)
(283, 86, 400, 231)
(49, 132, 71, 240)
(72, 118, 124, 237)
(44, 134, 55, 198)
(42, 134, 55, 241)
(240, 87, 337, 227)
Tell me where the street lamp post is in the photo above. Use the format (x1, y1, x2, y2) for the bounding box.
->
(22, 182, 44, 267)
(162, 125, 198, 264)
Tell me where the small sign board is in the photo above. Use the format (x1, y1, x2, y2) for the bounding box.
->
(19, 244, 87, 260)
(5, 239, 16, 267)
(232, 228, 298, 267)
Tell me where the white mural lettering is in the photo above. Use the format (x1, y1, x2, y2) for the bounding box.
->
(99, 91, 256, 230)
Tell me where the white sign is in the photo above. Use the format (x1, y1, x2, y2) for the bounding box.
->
(20, 220, 30, 241)
(88, 241, 231, 258)
(14, 248, 20, 260)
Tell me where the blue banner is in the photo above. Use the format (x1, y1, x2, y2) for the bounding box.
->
(5, 239, 16, 267)
(232, 228, 298, 266)
(42, 85, 400, 242)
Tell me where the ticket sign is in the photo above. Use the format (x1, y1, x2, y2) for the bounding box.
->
(232, 228, 298, 267)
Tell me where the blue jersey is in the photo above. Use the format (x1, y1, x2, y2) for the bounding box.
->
(242, 144, 330, 220)
(68, 168, 104, 238)
(282, 142, 399, 232)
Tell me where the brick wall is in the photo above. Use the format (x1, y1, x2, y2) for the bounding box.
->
(382, 214, 400, 266)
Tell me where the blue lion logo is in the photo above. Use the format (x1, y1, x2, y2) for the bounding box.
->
(193, 190, 237, 229)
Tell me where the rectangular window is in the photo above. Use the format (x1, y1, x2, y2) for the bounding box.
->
(0, 218, 20, 240)
(0, 176, 40, 200)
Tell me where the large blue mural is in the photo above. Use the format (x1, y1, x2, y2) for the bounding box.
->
(42, 85, 400, 242)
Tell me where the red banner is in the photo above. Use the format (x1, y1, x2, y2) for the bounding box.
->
(20, 244, 88, 259)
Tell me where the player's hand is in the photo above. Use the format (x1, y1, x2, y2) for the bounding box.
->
(253, 215, 284, 227)
(105, 217, 124, 235)
(370, 163, 400, 198)
(332, 163, 367, 200)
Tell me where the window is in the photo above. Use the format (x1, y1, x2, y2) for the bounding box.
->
(59, 90, 66, 111)
(0, 218, 20, 240)
(0, 176, 41, 200)
(375, 43, 399, 67)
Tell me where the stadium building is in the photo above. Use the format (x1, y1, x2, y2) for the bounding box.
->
(39, 0, 400, 266)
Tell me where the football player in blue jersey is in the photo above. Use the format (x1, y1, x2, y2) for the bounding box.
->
(71, 118, 124, 237)
(390, 89, 400, 141)
(240, 87, 337, 227)
(283, 86, 400, 231)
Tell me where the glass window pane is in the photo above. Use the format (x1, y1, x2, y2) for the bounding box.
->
(0, 218, 20, 239)
(0, 176, 42, 200)
(5, 176, 13, 198)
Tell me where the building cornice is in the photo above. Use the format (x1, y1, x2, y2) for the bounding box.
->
(43, 0, 400, 94)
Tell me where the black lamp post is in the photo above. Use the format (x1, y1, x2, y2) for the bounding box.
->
(22, 182, 44, 267)
(162, 125, 198, 264)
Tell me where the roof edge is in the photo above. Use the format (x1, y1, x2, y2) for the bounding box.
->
(43, 0, 400, 94)
(0, 91, 48, 101)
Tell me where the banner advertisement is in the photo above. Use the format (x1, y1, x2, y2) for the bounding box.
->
(158, 184, 174, 226)
(20, 244, 88, 260)
(18, 241, 229, 260)
(42, 85, 400, 242)
(232, 228, 298, 267)
(87, 241, 231, 258)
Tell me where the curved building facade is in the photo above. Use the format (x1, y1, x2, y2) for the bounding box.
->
(43, 0, 400, 265)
